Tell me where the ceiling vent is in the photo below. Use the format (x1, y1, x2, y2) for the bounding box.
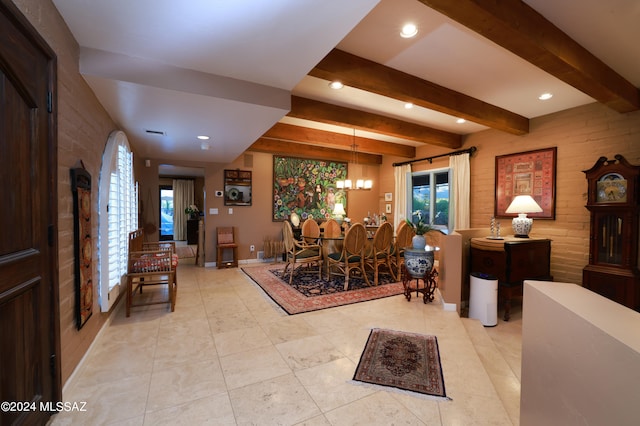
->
(145, 129, 166, 136)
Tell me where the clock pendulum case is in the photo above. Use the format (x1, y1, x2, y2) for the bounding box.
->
(583, 155, 640, 310)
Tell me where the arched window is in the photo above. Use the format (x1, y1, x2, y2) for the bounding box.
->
(98, 130, 137, 312)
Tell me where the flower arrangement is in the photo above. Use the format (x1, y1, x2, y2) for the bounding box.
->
(406, 210, 432, 235)
(184, 204, 199, 216)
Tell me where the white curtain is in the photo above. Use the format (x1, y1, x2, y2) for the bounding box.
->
(173, 179, 194, 240)
(393, 163, 412, 230)
(449, 153, 470, 231)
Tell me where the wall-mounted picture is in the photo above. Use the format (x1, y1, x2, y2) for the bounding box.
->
(70, 166, 93, 330)
(495, 147, 557, 219)
(224, 169, 252, 206)
(385, 192, 393, 202)
(273, 156, 347, 221)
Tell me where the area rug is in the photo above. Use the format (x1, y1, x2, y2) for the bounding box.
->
(176, 245, 196, 259)
(353, 328, 449, 399)
(241, 264, 404, 315)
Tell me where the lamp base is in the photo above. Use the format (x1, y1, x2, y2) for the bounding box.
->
(511, 214, 533, 238)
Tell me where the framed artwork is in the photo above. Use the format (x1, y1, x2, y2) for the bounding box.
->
(273, 156, 347, 221)
(224, 169, 252, 206)
(70, 166, 93, 329)
(495, 147, 557, 219)
(384, 192, 393, 202)
(385, 203, 392, 214)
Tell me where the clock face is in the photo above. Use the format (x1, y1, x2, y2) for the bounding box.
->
(597, 173, 627, 203)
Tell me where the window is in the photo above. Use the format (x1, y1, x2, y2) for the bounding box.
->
(409, 168, 451, 232)
(98, 131, 138, 312)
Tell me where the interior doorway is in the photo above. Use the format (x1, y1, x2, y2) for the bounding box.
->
(159, 185, 174, 241)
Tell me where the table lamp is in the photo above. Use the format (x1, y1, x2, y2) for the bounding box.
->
(332, 203, 346, 224)
(505, 195, 542, 237)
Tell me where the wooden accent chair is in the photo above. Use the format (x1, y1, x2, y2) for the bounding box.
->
(126, 229, 178, 317)
(323, 219, 342, 238)
(392, 220, 415, 280)
(365, 222, 396, 285)
(282, 220, 323, 285)
(327, 223, 370, 290)
(216, 227, 238, 268)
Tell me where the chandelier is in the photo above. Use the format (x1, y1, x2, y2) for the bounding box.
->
(336, 130, 372, 190)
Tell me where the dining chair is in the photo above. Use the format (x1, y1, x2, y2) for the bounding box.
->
(323, 218, 342, 238)
(327, 222, 370, 290)
(393, 220, 415, 280)
(365, 222, 396, 285)
(216, 227, 238, 268)
(282, 220, 323, 285)
(301, 218, 321, 245)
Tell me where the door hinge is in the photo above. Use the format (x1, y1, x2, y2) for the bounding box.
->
(50, 354, 56, 376)
(47, 92, 53, 113)
(48, 224, 54, 247)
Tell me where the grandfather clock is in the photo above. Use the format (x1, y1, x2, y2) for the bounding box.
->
(583, 155, 640, 310)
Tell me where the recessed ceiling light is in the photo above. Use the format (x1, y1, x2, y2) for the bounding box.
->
(538, 93, 553, 100)
(456, 118, 466, 124)
(197, 135, 210, 140)
(400, 23, 418, 38)
(404, 102, 414, 109)
(329, 81, 344, 90)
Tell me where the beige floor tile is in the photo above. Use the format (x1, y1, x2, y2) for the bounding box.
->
(57, 262, 522, 425)
(218, 345, 291, 390)
(213, 325, 272, 357)
(276, 334, 344, 371)
(295, 357, 375, 412)
(143, 394, 236, 425)
(146, 359, 227, 412)
(323, 392, 424, 425)
(228, 373, 321, 425)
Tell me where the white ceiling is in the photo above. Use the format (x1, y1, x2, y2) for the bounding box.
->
(52, 0, 640, 163)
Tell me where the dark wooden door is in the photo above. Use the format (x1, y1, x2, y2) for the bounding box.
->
(0, 2, 61, 425)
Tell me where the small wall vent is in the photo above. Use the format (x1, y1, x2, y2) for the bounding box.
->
(145, 129, 166, 136)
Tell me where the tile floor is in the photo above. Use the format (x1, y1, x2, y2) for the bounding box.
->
(50, 258, 522, 425)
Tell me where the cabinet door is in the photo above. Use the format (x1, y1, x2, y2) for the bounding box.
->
(471, 247, 506, 282)
(505, 240, 551, 282)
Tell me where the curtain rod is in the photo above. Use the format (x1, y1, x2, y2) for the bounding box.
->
(392, 146, 477, 167)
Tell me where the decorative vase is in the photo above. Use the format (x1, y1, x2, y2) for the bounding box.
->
(412, 234, 426, 250)
(404, 248, 435, 279)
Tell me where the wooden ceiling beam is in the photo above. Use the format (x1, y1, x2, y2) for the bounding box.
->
(263, 123, 416, 158)
(288, 96, 461, 149)
(419, 0, 640, 113)
(310, 49, 529, 135)
(248, 138, 383, 165)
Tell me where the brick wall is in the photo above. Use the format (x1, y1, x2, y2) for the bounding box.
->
(411, 103, 640, 284)
(14, 0, 117, 384)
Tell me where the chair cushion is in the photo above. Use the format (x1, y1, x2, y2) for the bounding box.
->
(297, 248, 320, 258)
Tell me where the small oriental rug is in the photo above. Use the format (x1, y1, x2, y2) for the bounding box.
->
(353, 328, 449, 399)
(176, 245, 196, 259)
(241, 264, 404, 315)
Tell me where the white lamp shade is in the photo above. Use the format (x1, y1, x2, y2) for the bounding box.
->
(332, 203, 346, 216)
(505, 195, 542, 237)
(505, 195, 542, 214)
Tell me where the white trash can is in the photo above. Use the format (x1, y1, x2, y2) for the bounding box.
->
(469, 272, 498, 326)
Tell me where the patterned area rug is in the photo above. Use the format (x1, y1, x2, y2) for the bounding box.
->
(353, 328, 448, 399)
(176, 245, 196, 259)
(241, 264, 404, 314)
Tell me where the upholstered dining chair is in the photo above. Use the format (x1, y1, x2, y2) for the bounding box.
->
(392, 220, 415, 280)
(327, 222, 370, 290)
(365, 222, 396, 285)
(282, 220, 323, 285)
(301, 218, 321, 245)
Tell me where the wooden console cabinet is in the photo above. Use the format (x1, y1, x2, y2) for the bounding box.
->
(471, 237, 552, 321)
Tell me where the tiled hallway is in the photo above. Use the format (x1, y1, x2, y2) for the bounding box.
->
(50, 259, 522, 425)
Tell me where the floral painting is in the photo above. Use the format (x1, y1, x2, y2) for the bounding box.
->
(273, 156, 347, 222)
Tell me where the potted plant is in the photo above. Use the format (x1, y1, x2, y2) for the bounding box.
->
(185, 204, 199, 220)
(406, 210, 432, 249)
(404, 211, 435, 278)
